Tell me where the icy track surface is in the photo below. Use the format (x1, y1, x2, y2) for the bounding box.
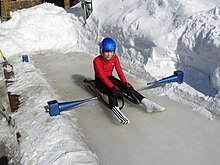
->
(32, 52, 220, 165)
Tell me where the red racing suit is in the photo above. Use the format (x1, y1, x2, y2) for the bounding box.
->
(93, 55, 127, 88)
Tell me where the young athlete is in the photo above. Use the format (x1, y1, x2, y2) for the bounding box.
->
(93, 37, 165, 124)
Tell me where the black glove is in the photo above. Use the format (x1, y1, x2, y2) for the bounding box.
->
(111, 86, 123, 99)
(122, 82, 134, 96)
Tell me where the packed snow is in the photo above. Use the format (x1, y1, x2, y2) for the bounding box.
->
(0, 0, 220, 164)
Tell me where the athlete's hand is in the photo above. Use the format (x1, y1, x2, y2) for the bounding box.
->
(111, 86, 123, 99)
(123, 82, 134, 96)
(123, 82, 133, 89)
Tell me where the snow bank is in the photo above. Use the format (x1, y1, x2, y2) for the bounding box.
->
(0, 123, 19, 164)
(177, 6, 220, 91)
(6, 56, 98, 164)
(0, 80, 19, 164)
(167, 5, 220, 113)
(0, 3, 78, 57)
(212, 67, 220, 97)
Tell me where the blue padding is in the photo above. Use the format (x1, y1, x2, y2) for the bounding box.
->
(48, 100, 60, 116)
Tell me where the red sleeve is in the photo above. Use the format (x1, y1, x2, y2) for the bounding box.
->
(114, 56, 127, 83)
(93, 57, 115, 88)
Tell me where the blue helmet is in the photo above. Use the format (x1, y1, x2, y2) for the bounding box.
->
(100, 38, 116, 52)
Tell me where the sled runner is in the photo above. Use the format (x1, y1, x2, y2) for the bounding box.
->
(83, 79, 132, 124)
(83, 79, 140, 109)
(83, 79, 125, 110)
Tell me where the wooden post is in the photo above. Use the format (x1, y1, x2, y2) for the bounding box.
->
(64, 0, 70, 9)
(3, 0, 9, 19)
(2, 0, 9, 12)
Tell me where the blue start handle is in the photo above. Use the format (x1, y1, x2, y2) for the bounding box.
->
(47, 97, 97, 116)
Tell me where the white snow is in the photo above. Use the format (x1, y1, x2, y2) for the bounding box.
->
(0, 0, 220, 164)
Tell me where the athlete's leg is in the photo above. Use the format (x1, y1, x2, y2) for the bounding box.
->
(95, 78, 130, 124)
(95, 78, 118, 108)
(108, 78, 165, 112)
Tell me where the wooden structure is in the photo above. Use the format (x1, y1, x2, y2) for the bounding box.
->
(0, 0, 78, 20)
(1, 0, 42, 19)
(44, 0, 79, 8)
